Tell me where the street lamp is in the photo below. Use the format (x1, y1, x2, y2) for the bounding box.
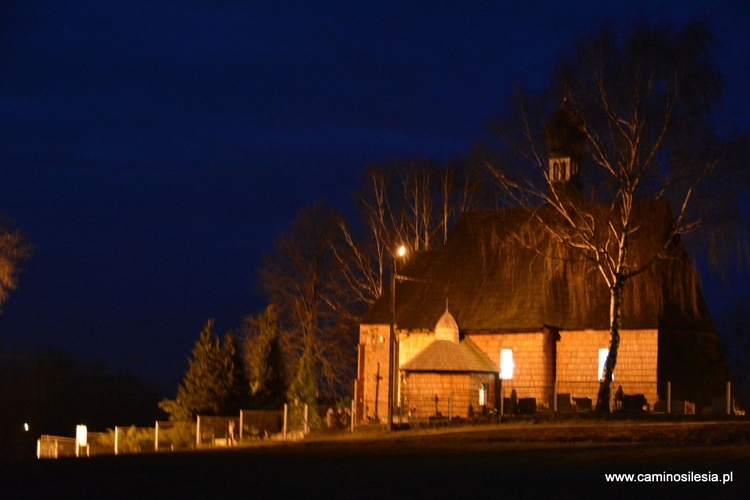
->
(388, 245, 407, 430)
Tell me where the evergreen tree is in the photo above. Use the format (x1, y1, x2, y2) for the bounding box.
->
(287, 341, 318, 406)
(241, 305, 286, 409)
(159, 320, 250, 421)
(221, 331, 251, 414)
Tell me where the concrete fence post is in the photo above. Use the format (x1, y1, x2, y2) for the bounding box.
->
(282, 404, 288, 441)
(196, 416, 201, 448)
(239, 410, 244, 441)
(304, 404, 309, 435)
(154, 421, 159, 452)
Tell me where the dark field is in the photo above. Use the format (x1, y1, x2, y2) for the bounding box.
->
(4, 421, 750, 499)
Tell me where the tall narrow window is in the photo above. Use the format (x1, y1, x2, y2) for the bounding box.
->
(598, 348, 610, 381)
(500, 349, 514, 380)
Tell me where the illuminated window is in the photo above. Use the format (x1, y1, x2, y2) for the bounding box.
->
(478, 383, 486, 406)
(500, 349, 514, 380)
(598, 348, 612, 381)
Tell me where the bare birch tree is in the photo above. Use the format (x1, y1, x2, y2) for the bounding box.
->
(335, 159, 484, 312)
(485, 21, 746, 412)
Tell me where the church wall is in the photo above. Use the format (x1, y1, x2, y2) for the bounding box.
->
(467, 332, 551, 406)
(358, 325, 434, 423)
(402, 372, 496, 419)
(358, 324, 392, 423)
(556, 329, 658, 406)
(360, 325, 660, 421)
(398, 330, 435, 368)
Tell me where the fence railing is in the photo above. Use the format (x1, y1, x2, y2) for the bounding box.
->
(196, 415, 239, 447)
(39, 382, 742, 458)
(155, 421, 196, 452)
(239, 410, 284, 441)
(37, 435, 77, 459)
(112, 426, 155, 455)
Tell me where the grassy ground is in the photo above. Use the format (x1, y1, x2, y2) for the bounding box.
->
(5, 420, 750, 498)
(341, 419, 750, 445)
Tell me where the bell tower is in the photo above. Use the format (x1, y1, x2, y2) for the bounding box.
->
(544, 103, 586, 186)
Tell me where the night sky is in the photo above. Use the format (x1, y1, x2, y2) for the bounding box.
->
(1, 1, 748, 393)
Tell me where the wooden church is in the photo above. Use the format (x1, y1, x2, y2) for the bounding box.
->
(355, 108, 728, 422)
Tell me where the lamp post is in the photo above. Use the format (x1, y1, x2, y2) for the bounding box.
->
(387, 245, 407, 431)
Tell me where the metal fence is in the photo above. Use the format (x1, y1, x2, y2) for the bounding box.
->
(239, 410, 284, 441)
(283, 402, 355, 436)
(196, 415, 240, 447)
(36, 403, 352, 459)
(155, 421, 196, 452)
(38, 381, 742, 459)
(37, 432, 112, 458)
(37, 435, 77, 459)
(111, 426, 155, 455)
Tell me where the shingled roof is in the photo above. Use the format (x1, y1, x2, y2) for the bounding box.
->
(401, 337, 499, 373)
(362, 200, 709, 333)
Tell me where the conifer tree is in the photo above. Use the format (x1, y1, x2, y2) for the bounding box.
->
(287, 341, 318, 406)
(221, 331, 251, 415)
(241, 305, 286, 409)
(159, 320, 250, 421)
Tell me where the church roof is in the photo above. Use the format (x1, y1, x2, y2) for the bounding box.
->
(401, 337, 499, 373)
(362, 200, 710, 333)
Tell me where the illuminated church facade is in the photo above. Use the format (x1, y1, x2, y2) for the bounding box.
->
(355, 108, 727, 422)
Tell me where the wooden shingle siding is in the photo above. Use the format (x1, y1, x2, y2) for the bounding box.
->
(362, 325, 660, 420)
(468, 332, 552, 404)
(403, 372, 496, 419)
(398, 331, 435, 367)
(358, 324, 392, 422)
(556, 329, 658, 405)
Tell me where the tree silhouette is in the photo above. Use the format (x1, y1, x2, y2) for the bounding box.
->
(239, 305, 287, 409)
(336, 160, 485, 313)
(159, 320, 249, 421)
(258, 202, 355, 400)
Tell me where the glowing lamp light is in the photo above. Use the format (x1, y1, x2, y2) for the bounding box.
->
(397, 245, 407, 257)
(23, 423, 29, 432)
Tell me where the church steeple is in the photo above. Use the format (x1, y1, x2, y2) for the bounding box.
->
(544, 102, 586, 186)
(434, 305, 459, 344)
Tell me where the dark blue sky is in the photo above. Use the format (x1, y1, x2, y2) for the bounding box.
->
(1, 1, 748, 392)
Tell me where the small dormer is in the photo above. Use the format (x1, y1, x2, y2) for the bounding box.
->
(434, 308, 459, 343)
